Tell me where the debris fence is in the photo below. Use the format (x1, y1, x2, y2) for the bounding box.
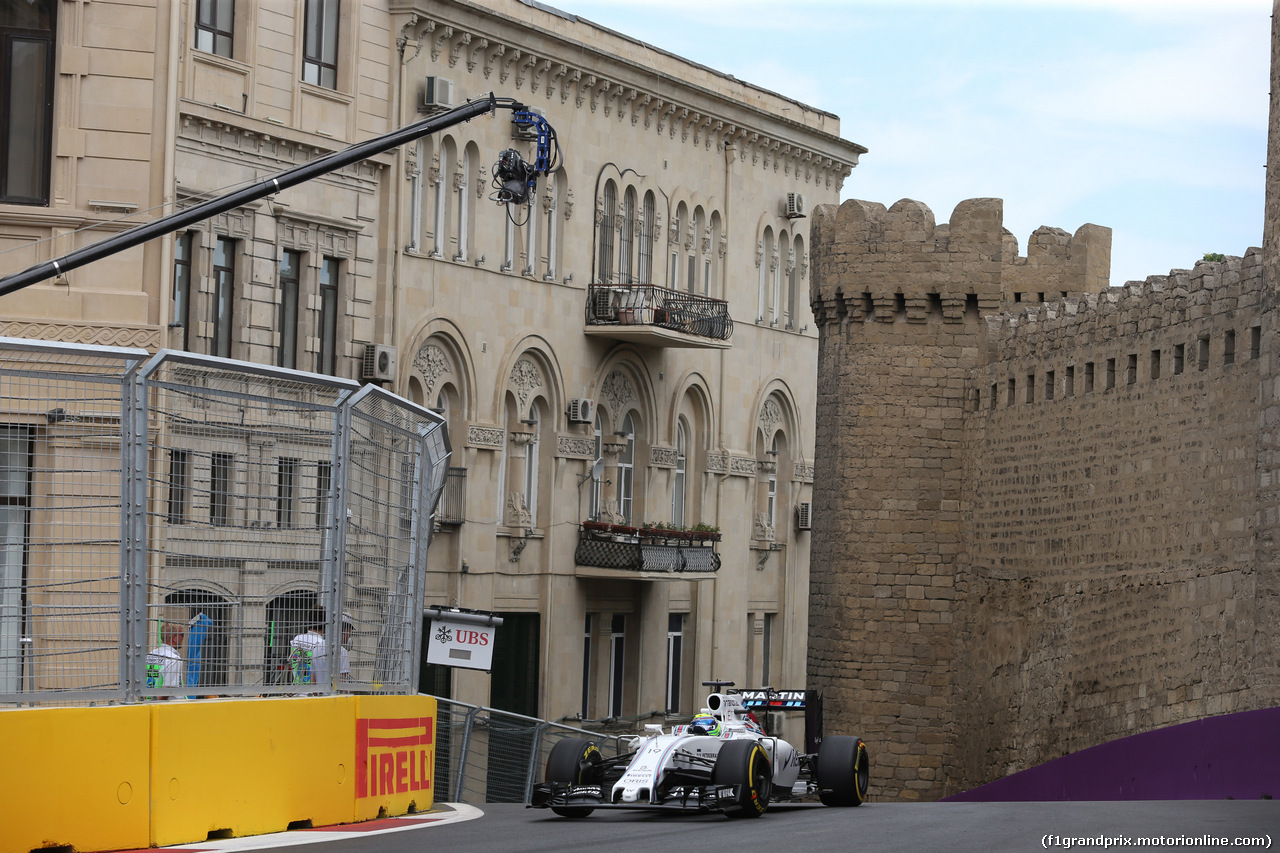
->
(0, 338, 449, 705)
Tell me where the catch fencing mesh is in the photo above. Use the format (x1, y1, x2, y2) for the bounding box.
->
(0, 339, 448, 704)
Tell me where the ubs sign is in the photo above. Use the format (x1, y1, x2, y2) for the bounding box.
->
(424, 616, 497, 671)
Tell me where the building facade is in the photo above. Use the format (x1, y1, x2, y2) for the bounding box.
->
(0, 0, 863, 728)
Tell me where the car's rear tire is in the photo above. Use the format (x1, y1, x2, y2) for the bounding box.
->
(711, 739, 772, 818)
(545, 738, 601, 818)
(817, 736, 869, 806)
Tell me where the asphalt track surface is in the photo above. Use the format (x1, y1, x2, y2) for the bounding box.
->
(179, 799, 1278, 853)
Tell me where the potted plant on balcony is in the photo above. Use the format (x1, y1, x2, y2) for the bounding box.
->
(690, 522, 721, 542)
(641, 521, 671, 540)
(582, 519, 611, 537)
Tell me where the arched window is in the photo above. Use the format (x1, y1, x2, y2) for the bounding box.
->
(766, 433, 778, 526)
(432, 138, 454, 258)
(408, 139, 429, 253)
(619, 187, 636, 284)
(757, 227, 774, 322)
(598, 180, 616, 283)
(672, 419, 687, 526)
(786, 235, 801, 330)
(671, 203, 687, 289)
(772, 229, 785, 324)
(455, 145, 472, 261)
(691, 206, 706, 295)
(590, 412, 604, 519)
(544, 170, 563, 281)
(523, 404, 541, 525)
(618, 413, 635, 524)
(708, 211, 723, 297)
(639, 191, 656, 283)
(522, 191, 538, 276)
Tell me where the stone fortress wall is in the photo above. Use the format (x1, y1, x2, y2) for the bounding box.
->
(806, 194, 1280, 799)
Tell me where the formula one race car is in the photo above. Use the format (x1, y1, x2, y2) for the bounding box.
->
(528, 682, 869, 818)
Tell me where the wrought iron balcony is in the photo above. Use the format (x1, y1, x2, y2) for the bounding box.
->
(584, 285, 733, 348)
(574, 523, 721, 578)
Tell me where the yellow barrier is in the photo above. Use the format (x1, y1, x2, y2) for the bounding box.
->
(0, 695, 437, 853)
(0, 704, 151, 853)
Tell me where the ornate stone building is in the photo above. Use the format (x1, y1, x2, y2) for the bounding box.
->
(0, 0, 862, 727)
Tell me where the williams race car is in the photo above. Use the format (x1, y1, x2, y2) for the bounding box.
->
(528, 682, 869, 818)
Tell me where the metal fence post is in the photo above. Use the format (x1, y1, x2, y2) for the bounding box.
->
(455, 705, 481, 802)
(120, 356, 150, 702)
(525, 721, 550, 802)
(323, 390, 355, 694)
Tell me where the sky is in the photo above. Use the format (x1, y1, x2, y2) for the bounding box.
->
(558, 0, 1270, 288)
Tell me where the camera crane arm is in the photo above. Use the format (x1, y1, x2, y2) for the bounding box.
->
(0, 94, 554, 298)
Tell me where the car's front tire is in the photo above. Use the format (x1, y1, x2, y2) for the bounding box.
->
(817, 735, 869, 806)
(711, 739, 772, 818)
(544, 737, 601, 818)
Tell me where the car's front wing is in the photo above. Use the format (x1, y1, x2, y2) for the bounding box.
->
(528, 781, 743, 813)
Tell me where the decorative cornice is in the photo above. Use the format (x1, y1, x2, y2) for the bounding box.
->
(406, 13, 861, 187)
(793, 461, 814, 482)
(0, 323, 161, 350)
(649, 446, 678, 468)
(729, 455, 758, 477)
(467, 423, 505, 449)
(557, 434, 595, 458)
(706, 453, 728, 473)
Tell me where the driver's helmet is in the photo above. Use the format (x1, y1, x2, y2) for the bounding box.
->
(690, 713, 721, 736)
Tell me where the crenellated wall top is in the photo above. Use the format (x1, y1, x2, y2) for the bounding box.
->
(809, 197, 1113, 326)
(981, 248, 1265, 358)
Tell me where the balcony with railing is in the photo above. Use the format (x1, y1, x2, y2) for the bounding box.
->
(584, 285, 733, 348)
(574, 522, 721, 579)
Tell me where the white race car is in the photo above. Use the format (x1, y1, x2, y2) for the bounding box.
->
(529, 683, 869, 818)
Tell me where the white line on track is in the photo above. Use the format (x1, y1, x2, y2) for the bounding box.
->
(145, 804, 484, 852)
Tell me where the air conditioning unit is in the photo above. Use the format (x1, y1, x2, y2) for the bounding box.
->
(794, 501, 812, 531)
(784, 192, 807, 219)
(591, 288, 615, 321)
(567, 398, 597, 424)
(419, 76, 454, 113)
(362, 344, 397, 382)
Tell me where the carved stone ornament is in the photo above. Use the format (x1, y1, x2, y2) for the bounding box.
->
(598, 499, 625, 526)
(600, 370, 635, 417)
(649, 446, 678, 468)
(706, 453, 729, 473)
(759, 398, 783, 433)
(510, 358, 543, 411)
(757, 458, 777, 475)
(413, 343, 450, 400)
(557, 434, 595, 459)
(467, 424, 506, 449)
(793, 461, 815, 482)
(730, 456, 758, 477)
(505, 492, 532, 528)
(754, 513, 776, 542)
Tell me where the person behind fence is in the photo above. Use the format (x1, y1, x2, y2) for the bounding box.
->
(288, 609, 329, 689)
(146, 621, 185, 693)
(339, 613, 354, 683)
